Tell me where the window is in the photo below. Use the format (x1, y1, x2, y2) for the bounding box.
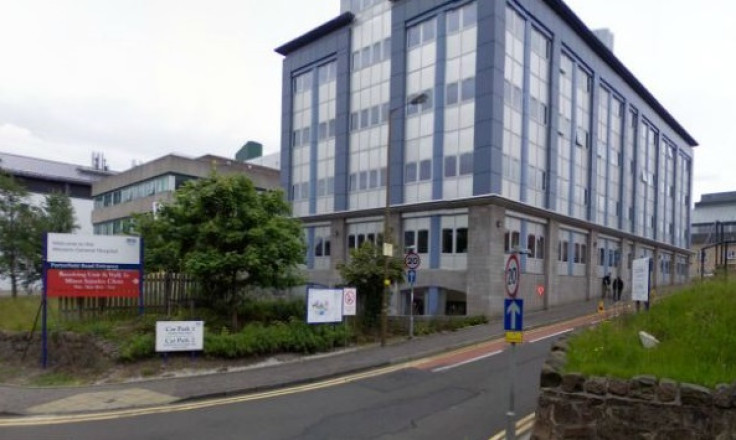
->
(459, 153, 473, 175)
(407, 26, 421, 48)
(404, 230, 415, 249)
(527, 234, 536, 258)
(444, 155, 457, 177)
(446, 82, 459, 105)
(562, 241, 569, 262)
(419, 159, 432, 180)
(315, 238, 323, 257)
(447, 8, 460, 33)
(359, 171, 368, 190)
(369, 170, 378, 188)
(442, 229, 453, 253)
(536, 236, 545, 259)
(405, 162, 418, 183)
(574, 243, 580, 263)
(417, 229, 429, 253)
(461, 77, 475, 101)
(511, 231, 520, 249)
(456, 227, 468, 253)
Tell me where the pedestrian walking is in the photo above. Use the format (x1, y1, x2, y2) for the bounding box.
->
(614, 275, 624, 302)
(602, 273, 611, 299)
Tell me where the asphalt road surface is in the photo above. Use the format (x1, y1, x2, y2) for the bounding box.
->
(0, 328, 572, 440)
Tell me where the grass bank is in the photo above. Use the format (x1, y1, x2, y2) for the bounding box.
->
(565, 279, 736, 388)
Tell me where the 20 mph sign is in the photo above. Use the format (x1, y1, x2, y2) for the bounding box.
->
(405, 252, 421, 270)
(505, 254, 520, 298)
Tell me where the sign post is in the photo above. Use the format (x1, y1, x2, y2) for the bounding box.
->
(632, 257, 651, 312)
(405, 251, 420, 339)
(43, 233, 143, 368)
(504, 253, 524, 440)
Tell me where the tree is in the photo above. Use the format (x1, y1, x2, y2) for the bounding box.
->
(0, 172, 79, 297)
(20, 192, 80, 293)
(135, 172, 306, 329)
(0, 172, 37, 297)
(42, 191, 79, 234)
(337, 242, 405, 330)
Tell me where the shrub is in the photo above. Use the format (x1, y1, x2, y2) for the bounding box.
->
(118, 333, 155, 362)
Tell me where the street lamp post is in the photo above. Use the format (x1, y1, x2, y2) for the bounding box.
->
(381, 92, 427, 347)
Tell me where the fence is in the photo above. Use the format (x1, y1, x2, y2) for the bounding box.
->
(58, 272, 198, 320)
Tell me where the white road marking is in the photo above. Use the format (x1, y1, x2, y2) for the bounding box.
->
(528, 328, 573, 343)
(431, 350, 503, 373)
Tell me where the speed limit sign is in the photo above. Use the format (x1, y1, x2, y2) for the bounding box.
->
(505, 254, 520, 297)
(405, 251, 421, 270)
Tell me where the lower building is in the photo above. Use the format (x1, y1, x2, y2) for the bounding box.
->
(91, 153, 281, 235)
(0, 151, 114, 292)
(690, 191, 736, 278)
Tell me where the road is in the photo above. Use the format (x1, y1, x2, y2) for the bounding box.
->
(0, 317, 592, 440)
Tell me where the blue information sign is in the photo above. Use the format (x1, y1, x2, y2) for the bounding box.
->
(504, 298, 524, 332)
(407, 269, 416, 285)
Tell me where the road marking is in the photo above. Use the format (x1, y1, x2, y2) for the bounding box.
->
(431, 350, 503, 373)
(0, 312, 604, 427)
(488, 412, 535, 440)
(529, 328, 573, 343)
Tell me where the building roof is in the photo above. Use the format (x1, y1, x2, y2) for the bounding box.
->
(274, 12, 354, 55)
(274, 1, 697, 148)
(543, 0, 697, 147)
(0, 151, 116, 185)
(695, 191, 736, 208)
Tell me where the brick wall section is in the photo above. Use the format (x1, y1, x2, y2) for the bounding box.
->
(532, 336, 736, 439)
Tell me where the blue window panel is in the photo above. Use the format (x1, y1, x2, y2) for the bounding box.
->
(405, 162, 418, 183)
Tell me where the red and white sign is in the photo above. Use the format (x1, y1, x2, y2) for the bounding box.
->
(44, 233, 142, 298)
(343, 287, 357, 316)
(47, 269, 140, 298)
(537, 285, 545, 296)
(505, 254, 520, 298)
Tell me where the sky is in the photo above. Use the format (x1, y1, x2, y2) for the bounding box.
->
(0, 0, 732, 205)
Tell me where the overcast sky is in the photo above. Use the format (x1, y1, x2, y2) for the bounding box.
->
(0, 1, 732, 205)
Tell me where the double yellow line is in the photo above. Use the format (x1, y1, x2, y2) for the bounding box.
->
(488, 413, 535, 440)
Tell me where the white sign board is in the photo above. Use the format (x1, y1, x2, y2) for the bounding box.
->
(631, 258, 650, 302)
(342, 287, 357, 316)
(47, 233, 141, 265)
(307, 288, 343, 323)
(156, 321, 204, 352)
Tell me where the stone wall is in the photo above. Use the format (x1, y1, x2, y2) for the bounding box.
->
(532, 336, 736, 439)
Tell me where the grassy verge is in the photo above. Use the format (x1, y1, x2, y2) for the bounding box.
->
(0, 296, 60, 331)
(565, 279, 736, 388)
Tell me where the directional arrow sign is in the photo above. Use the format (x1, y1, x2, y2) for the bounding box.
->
(504, 298, 524, 332)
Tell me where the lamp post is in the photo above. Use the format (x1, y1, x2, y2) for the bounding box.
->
(381, 92, 428, 347)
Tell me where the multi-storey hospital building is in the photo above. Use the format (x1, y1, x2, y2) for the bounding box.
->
(276, 0, 697, 317)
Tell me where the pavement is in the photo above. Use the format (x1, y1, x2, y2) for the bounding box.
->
(0, 297, 604, 423)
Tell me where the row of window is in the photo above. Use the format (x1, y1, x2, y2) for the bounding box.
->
(349, 168, 386, 191)
(292, 119, 337, 147)
(444, 153, 474, 177)
(349, 103, 388, 131)
(446, 2, 477, 34)
(293, 62, 337, 94)
(351, 38, 391, 72)
(504, 231, 546, 259)
(95, 175, 179, 209)
(445, 77, 475, 106)
(292, 177, 337, 201)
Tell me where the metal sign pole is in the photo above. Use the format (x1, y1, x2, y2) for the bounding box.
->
(409, 283, 415, 339)
(506, 342, 517, 440)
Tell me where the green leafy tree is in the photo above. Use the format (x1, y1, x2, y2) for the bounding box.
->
(20, 192, 80, 293)
(0, 173, 37, 297)
(135, 172, 306, 329)
(337, 242, 404, 330)
(0, 172, 79, 297)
